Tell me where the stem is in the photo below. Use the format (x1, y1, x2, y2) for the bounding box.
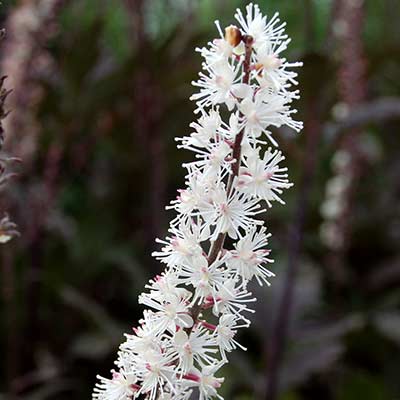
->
(186, 35, 254, 328)
(207, 34, 253, 266)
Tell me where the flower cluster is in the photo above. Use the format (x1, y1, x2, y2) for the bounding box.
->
(93, 4, 302, 399)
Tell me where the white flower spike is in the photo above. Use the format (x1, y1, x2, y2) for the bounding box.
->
(93, 4, 301, 399)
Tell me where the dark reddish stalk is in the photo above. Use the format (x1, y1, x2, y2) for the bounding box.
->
(207, 34, 253, 267)
(326, 0, 367, 284)
(187, 35, 254, 329)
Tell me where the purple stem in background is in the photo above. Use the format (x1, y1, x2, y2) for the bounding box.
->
(326, 0, 367, 286)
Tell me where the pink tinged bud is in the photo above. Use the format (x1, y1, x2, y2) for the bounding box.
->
(205, 295, 215, 304)
(145, 363, 152, 371)
(212, 379, 223, 389)
(112, 372, 120, 380)
(183, 373, 201, 383)
(132, 327, 139, 334)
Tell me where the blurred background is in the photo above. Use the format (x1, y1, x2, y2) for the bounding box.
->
(0, 0, 400, 399)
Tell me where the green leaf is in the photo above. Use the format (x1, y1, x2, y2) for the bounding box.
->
(337, 371, 391, 400)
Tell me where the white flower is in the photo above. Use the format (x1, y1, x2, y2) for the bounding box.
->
(135, 349, 176, 400)
(153, 222, 205, 267)
(218, 111, 264, 158)
(201, 187, 265, 240)
(93, 368, 139, 400)
(172, 327, 217, 373)
(179, 256, 226, 305)
(238, 147, 292, 206)
(121, 311, 163, 354)
(255, 42, 302, 92)
(211, 278, 256, 318)
(227, 226, 275, 285)
(157, 389, 193, 400)
(167, 171, 210, 223)
(239, 88, 302, 144)
(216, 314, 249, 360)
(235, 3, 287, 50)
(183, 108, 222, 148)
(190, 59, 241, 112)
(183, 364, 225, 400)
(196, 21, 235, 66)
(138, 293, 194, 334)
(181, 138, 233, 180)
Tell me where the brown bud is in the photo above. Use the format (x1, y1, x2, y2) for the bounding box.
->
(225, 25, 242, 47)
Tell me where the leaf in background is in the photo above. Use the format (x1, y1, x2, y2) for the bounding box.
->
(60, 286, 122, 339)
(373, 311, 400, 347)
(103, 3, 130, 64)
(336, 371, 391, 400)
(69, 332, 115, 360)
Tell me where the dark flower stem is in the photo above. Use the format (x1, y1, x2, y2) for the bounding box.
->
(207, 34, 253, 266)
(190, 35, 254, 325)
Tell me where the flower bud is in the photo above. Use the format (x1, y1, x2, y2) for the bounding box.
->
(224, 25, 242, 47)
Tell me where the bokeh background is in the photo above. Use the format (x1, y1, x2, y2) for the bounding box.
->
(0, 0, 400, 399)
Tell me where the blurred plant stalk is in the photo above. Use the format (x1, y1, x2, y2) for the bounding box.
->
(321, 0, 367, 286)
(0, 28, 20, 399)
(0, 0, 68, 394)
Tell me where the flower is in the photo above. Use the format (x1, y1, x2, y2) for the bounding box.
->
(234, 3, 288, 50)
(199, 186, 265, 240)
(239, 88, 302, 143)
(172, 327, 217, 373)
(211, 278, 256, 319)
(138, 292, 194, 334)
(152, 223, 205, 267)
(190, 59, 241, 112)
(183, 364, 225, 400)
(93, 4, 301, 399)
(215, 314, 248, 360)
(183, 109, 222, 149)
(93, 366, 139, 400)
(135, 349, 177, 400)
(227, 226, 275, 285)
(238, 147, 292, 206)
